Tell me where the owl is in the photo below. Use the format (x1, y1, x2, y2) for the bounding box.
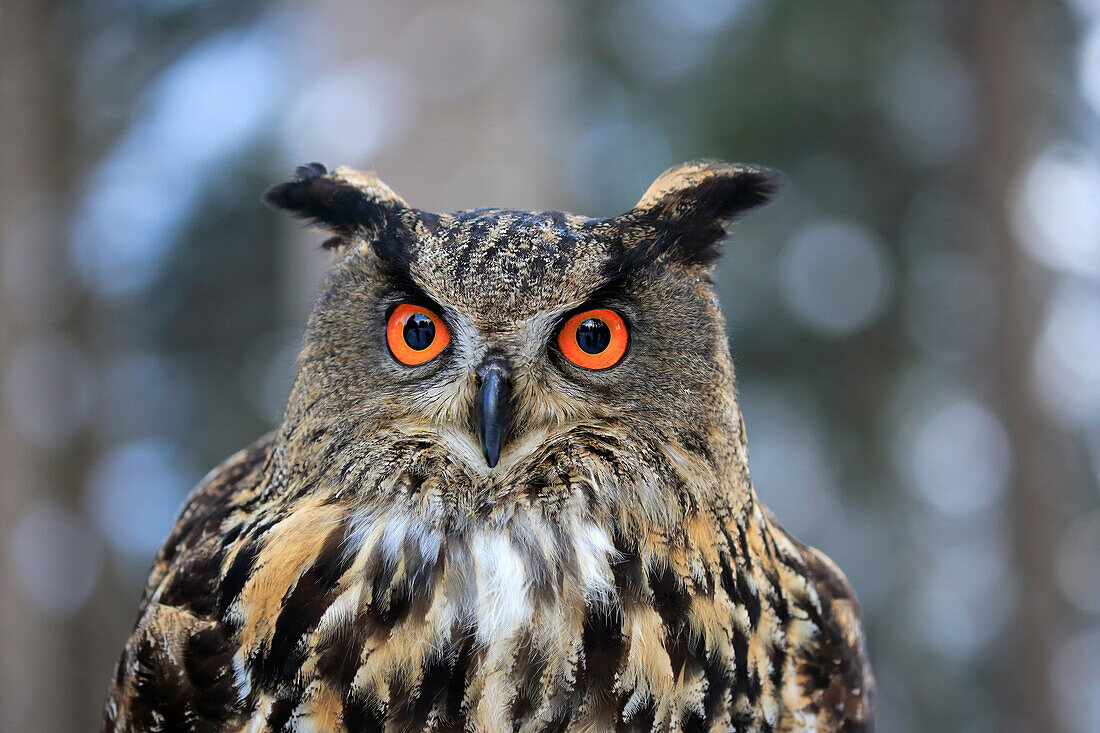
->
(103, 160, 873, 732)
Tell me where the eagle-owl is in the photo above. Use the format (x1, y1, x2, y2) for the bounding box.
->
(103, 160, 873, 732)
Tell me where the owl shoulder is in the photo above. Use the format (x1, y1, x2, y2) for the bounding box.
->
(104, 434, 275, 731)
(770, 519, 875, 731)
(138, 432, 276, 608)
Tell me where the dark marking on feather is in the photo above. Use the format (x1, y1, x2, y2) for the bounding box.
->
(581, 601, 625, 700)
(255, 520, 354, 688)
(621, 695, 657, 732)
(509, 632, 548, 725)
(342, 689, 386, 733)
(217, 540, 262, 620)
(316, 619, 370, 690)
(682, 708, 706, 733)
(730, 627, 762, 708)
(769, 641, 786, 699)
(737, 572, 761, 629)
(699, 641, 733, 723)
(160, 550, 222, 618)
(609, 531, 647, 602)
(400, 631, 473, 730)
(184, 624, 238, 720)
(366, 554, 411, 627)
(267, 698, 293, 732)
(648, 563, 691, 635)
(130, 636, 192, 730)
(400, 530, 443, 618)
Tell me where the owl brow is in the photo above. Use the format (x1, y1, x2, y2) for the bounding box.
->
(590, 248, 655, 301)
(375, 248, 418, 292)
(557, 274, 638, 322)
(581, 277, 632, 309)
(380, 265, 442, 311)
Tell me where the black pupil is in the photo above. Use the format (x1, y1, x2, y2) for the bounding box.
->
(403, 313, 436, 351)
(576, 318, 611, 355)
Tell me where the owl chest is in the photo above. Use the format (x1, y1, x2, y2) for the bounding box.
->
(231, 512, 621, 721)
(331, 512, 621, 649)
(230, 510, 787, 731)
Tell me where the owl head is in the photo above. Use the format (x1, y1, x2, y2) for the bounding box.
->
(265, 161, 778, 516)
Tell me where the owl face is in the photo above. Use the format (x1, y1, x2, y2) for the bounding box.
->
(267, 161, 779, 479)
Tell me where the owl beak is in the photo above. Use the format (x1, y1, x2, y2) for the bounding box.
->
(474, 361, 512, 468)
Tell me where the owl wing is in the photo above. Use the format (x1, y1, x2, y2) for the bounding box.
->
(776, 523, 875, 732)
(103, 433, 276, 733)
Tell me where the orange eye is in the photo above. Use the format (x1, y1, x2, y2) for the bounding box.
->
(387, 304, 450, 365)
(558, 308, 628, 370)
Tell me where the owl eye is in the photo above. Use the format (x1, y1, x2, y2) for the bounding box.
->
(387, 304, 451, 365)
(558, 308, 628, 370)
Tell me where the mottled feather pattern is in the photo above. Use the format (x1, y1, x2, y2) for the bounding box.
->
(104, 161, 872, 732)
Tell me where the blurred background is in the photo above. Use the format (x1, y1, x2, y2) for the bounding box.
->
(1, 0, 1098, 730)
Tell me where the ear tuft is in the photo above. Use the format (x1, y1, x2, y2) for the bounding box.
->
(294, 161, 328, 180)
(614, 159, 783, 271)
(263, 164, 410, 241)
(633, 160, 781, 217)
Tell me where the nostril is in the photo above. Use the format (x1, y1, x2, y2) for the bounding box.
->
(474, 359, 509, 391)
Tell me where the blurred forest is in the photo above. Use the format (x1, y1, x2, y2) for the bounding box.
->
(2, 0, 1099, 731)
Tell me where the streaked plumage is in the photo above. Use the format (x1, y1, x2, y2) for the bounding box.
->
(104, 161, 873, 732)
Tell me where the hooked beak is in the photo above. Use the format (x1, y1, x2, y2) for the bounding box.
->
(474, 361, 512, 468)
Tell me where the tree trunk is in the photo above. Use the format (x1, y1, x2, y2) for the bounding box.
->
(969, 0, 1061, 727)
